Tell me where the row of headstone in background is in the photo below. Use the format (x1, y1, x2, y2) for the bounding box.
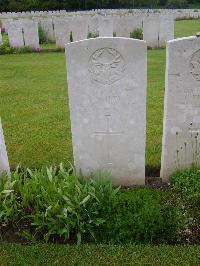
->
(66, 36, 200, 185)
(8, 19, 39, 49)
(3, 14, 174, 49)
(0, 119, 10, 177)
(0, 9, 200, 20)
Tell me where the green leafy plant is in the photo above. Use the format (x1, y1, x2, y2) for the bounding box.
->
(130, 28, 143, 40)
(0, 164, 119, 244)
(38, 24, 49, 44)
(87, 32, 99, 39)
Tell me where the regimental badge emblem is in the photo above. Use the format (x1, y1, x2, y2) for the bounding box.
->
(88, 48, 126, 85)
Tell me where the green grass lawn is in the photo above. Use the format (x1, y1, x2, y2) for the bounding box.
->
(0, 244, 199, 265)
(175, 19, 200, 38)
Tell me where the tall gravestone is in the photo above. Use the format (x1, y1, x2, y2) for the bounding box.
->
(161, 36, 200, 181)
(0, 119, 10, 177)
(143, 15, 159, 48)
(8, 20, 24, 48)
(22, 20, 40, 50)
(98, 16, 113, 37)
(159, 15, 174, 47)
(71, 16, 88, 41)
(39, 18, 55, 42)
(54, 17, 70, 48)
(66, 38, 147, 186)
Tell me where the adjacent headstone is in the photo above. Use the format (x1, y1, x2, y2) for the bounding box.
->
(8, 20, 24, 48)
(39, 18, 55, 42)
(0, 119, 10, 177)
(1, 18, 13, 33)
(88, 14, 99, 36)
(66, 38, 147, 186)
(161, 36, 200, 181)
(114, 15, 143, 38)
(143, 15, 159, 48)
(22, 19, 40, 50)
(159, 15, 174, 47)
(71, 16, 88, 41)
(54, 17, 70, 48)
(98, 16, 113, 37)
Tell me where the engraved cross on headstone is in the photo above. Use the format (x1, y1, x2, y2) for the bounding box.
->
(94, 112, 124, 166)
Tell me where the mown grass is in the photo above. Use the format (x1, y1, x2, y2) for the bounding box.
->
(175, 19, 200, 38)
(0, 19, 199, 173)
(0, 244, 199, 265)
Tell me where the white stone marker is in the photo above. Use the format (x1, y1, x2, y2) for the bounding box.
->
(22, 20, 40, 50)
(161, 36, 200, 181)
(39, 18, 55, 42)
(71, 16, 88, 42)
(143, 15, 159, 48)
(98, 16, 113, 37)
(66, 38, 147, 186)
(54, 17, 70, 48)
(8, 20, 24, 48)
(0, 119, 10, 177)
(159, 15, 174, 48)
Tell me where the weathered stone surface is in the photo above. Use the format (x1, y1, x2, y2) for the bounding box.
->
(143, 15, 159, 48)
(71, 16, 88, 41)
(159, 15, 174, 47)
(114, 15, 143, 38)
(22, 19, 40, 50)
(8, 20, 24, 48)
(98, 16, 113, 37)
(1, 18, 13, 33)
(66, 38, 147, 186)
(0, 119, 10, 177)
(161, 36, 200, 181)
(54, 17, 70, 48)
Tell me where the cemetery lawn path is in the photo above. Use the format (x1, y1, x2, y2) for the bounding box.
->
(0, 244, 199, 265)
(0, 51, 165, 174)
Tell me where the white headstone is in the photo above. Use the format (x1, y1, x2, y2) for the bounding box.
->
(22, 20, 40, 50)
(114, 15, 143, 38)
(8, 20, 24, 48)
(98, 16, 113, 37)
(66, 38, 147, 186)
(161, 36, 200, 181)
(0, 119, 10, 177)
(1, 18, 13, 33)
(54, 17, 70, 48)
(143, 15, 159, 48)
(71, 16, 88, 41)
(159, 16, 174, 47)
(39, 18, 55, 42)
